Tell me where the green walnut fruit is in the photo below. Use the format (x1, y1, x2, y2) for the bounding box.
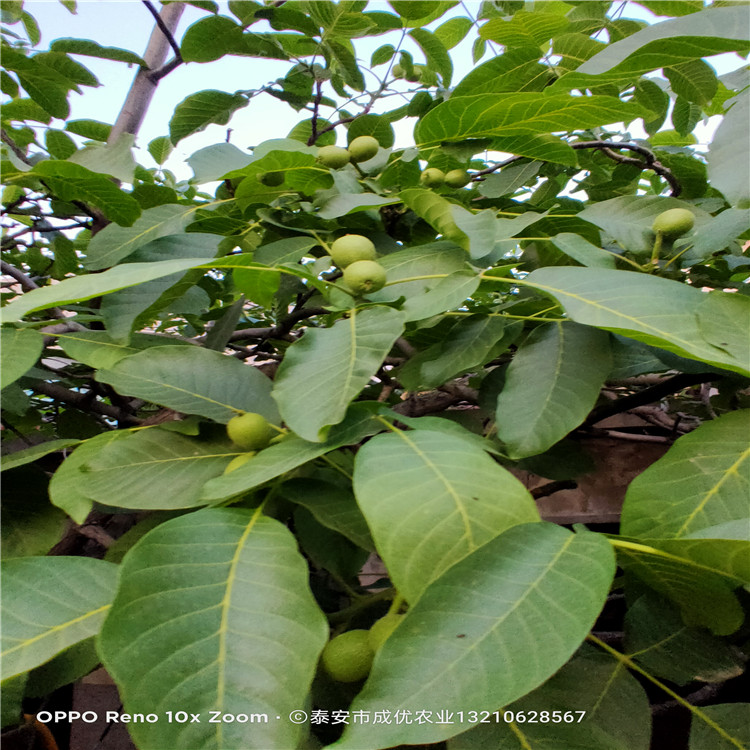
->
(651, 208, 695, 239)
(348, 135, 380, 163)
(406, 65, 423, 83)
(224, 452, 256, 474)
(420, 168, 445, 188)
(226, 412, 275, 452)
(343, 260, 387, 295)
(321, 630, 375, 683)
(444, 169, 471, 188)
(330, 234, 377, 268)
(317, 145, 351, 169)
(257, 171, 285, 187)
(368, 613, 404, 651)
(392, 64, 405, 78)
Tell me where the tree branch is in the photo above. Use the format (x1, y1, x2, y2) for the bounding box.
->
(32, 382, 142, 424)
(586, 373, 721, 426)
(141, 0, 183, 64)
(1, 259, 39, 291)
(226, 306, 327, 342)
(108, 2, 185, 144)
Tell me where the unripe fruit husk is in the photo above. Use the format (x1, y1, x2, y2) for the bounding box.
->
(224, 452, 256, 474)
(348, 135, 380, 163)
(330, 234, 377, 268)
(343, 260, 387, 295)
(257, 171, 284, 187)
(392, 64, 404, 78)
(444, 169, 471, 188)
(651, 208, 694, 239)
(368, 613, 404, 651)
(317, 145, 351, 169)
(420, 168, 445, 188)
(407, 66, 423, 83)
(226, 412, 275, 452)
(321, 630, 374, 683)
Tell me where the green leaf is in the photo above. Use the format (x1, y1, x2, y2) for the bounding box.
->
(621, 410, 750, 539)
(524, 267, 750, 377)
(96, 346, 279, 424)
(50, 38, 147, 66)
(68, 132, 137, 183)
(57, 330, 194, 369)
(100, 234, 221, 341)
(201, 405, 380, 503)
(1, 556, 117, 679)
(401, 270, 480, 323)
(346, 113, 395, 148)
(410, 28, 453, 87)
(665, 58, 718, 106)
(180, 15, 246, 62)
(453, 47, 552, 96)
(480, 11, 569, 46)
(84, 204, 196, 270)
(477, 161, 541, 198)
(0, 257, 213, 322)
(272, 306, 404, 442)
(317, 193, 401, 220)
(400, 316, 514, 390)
(1, 48, 72, 119)
(98, 508, 328, 750)
(496, 323, 612, 459)
(280, 478, 374, 551)
(550, 232, 617, 268)
(327, 39, 365, 91)
(1, 467, 69, 558)
(65, 118, 111, 140)
(707, 90, 750, 207)
(233, 150, 332, 207)
(187, 142, 254, 182)
(33, 161, 140, 226)
(415, 93, 648, 148)
(353, 428, 540, 603)
(0, 327, 42, 389)
(169, 89, 248, 145)
(48, 431, 130, 523)
(254, 237, 317, 265)
(399, 188, 469, 249)
(146, 135, 173, 166)
(614, 539, 744, 636)
(433, 16, 472, 49)
(452, 205, 546, 260)
(389, 0, 457, 24)
(689, 704, 750, 750)
(337, 524, 615, 748)
(625, 592, 745, 686)
(79, 428, 234, 510)
(449, 643, 651, 750)
(697, 292, 750, 378)
(3, 97, 52, 125)
(577, 195, 709, 256)
(1, 439, 80, 473)
(45, 129, 77, 159)
(564, 6, 750, 81)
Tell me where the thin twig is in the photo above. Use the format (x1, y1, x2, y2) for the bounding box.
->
(141, 0, 182, 63)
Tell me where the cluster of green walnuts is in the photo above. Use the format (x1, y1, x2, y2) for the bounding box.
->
(330, 234, 387, 296)
(317, 135, 381, 170)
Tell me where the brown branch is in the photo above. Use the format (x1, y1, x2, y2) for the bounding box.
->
(108, 2, 185, 144)
(1, 127, 32, 164)
(32, 382, 142, 424)
(570, 140, 681, 196)
(586, 372, 721, 426)
(531, 479, 577, 499)
(141, 0, 183, 64)
(226, 306, 327, 342)
(1, 259, 39, 291)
